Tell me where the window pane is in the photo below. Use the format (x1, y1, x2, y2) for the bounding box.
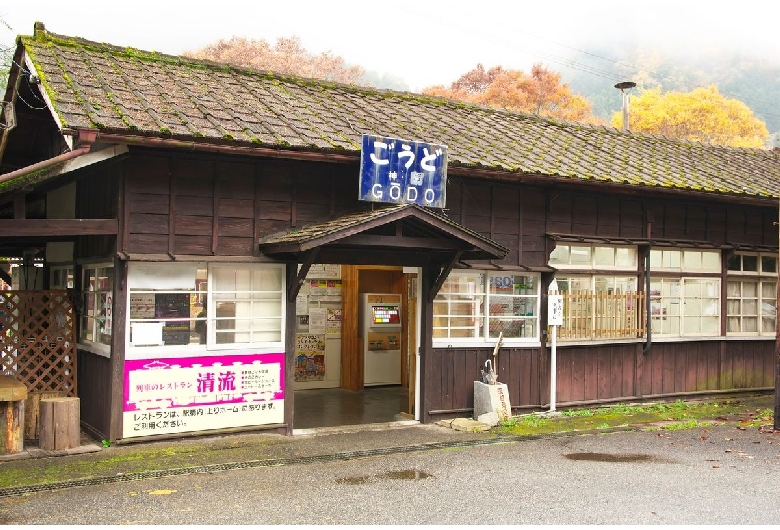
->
(743, 299, 758, 316)
(701, 251, 720, 272)
(593, 247, 614, 267)
(683, 251, 702, 270)
(549, 245, 569, 265)
(761, 256, 777, 273)
(727, 299, 741, 314)
(742, 255, 758, 272)
(727, 255, 741, 271)
(569, 246, 591, 265)
(615, 247, 637, 268)
(650, 250, 661, 269)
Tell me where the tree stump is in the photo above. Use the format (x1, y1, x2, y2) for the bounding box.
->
(39, 397, 80, 451)
(24, 391, 66, 441)
(0, 377, 27, 455)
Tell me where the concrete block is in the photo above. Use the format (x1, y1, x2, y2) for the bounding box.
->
(477, 411, 499, 427)
(474, 381, 511, 422)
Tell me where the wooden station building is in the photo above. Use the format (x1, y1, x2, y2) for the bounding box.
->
(1, 23, 778, 443)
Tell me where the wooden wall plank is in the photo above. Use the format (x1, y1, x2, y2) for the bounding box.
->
(129, 193, 169, 215)
(218, 199, 254, 219)
(218, 217, 254, 237)
(583, 349, 598, 401)
(558, 350, 572, 403)
(570, 350, 585, 402)
(174, 235, 214, 255)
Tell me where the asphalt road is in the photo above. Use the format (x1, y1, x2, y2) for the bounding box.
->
(2, 424, 778, 525)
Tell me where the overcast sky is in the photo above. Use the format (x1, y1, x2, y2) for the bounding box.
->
(3, 1, 778, 92)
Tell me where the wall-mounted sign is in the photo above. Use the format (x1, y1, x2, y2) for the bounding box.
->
(548, 295, 563, 326)
(359, 134, 447, 208)
(122, 352, 284, 438)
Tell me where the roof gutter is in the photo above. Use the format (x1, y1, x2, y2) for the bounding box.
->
(0, 130, 97, 185)
(92, 131, 360, 165)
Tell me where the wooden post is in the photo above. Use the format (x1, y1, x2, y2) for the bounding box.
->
(39, 397, 80, 451)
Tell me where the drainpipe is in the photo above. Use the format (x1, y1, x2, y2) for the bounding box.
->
(642, 248, 652, 354)
(0, 129, 97, 185)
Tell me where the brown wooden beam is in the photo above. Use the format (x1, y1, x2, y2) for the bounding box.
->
(428, 251, 462, 303)
(0, 267, 11, 285)
(0, 219, 118, 236)
(288, 248, 319, 302)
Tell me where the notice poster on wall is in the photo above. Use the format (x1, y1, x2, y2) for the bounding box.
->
(296, 294, 308, 315)
(326, 308, 342, 335)
(130, 293, 156, 319)
(295, 333, 325, 382)
(122, 352, 285, 438)
(326, 280, 342, 297)
(309, 280, 328, 296)
(308, 307, 327, 334)
(306, 264, 341, 279)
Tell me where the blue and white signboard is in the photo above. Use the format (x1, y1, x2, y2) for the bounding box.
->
(359, 134, 447, 208)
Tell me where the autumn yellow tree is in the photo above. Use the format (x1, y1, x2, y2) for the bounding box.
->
(613, 86, 769, 148)
(183, 36, 365, 84)
(423, 63, 599, 123)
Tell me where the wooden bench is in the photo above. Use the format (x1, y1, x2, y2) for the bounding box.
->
(0, 376, 27, 455)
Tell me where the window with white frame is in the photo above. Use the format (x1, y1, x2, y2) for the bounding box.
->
(726, 252, 777, 336)
(549, 243, 641, 340)
(433, 271, 540, 342)
(50, 266, 74, 289)
(127, 262, 285, 351)
(649, 249, 721, 337)
(80, 263, 114, 350)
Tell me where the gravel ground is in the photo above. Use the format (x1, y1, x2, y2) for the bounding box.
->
(2, 423, 779, 525)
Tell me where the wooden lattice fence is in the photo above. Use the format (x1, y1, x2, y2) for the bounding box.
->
(0, 290, 77, 396)
(553, 290, 646, 341)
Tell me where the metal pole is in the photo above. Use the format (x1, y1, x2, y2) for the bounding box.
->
(548, 279, 560, 412)
(622, 92, 629, 132)
(550, 324, 557, 412)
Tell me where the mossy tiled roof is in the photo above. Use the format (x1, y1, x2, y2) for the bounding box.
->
(18, 26, 780, 200)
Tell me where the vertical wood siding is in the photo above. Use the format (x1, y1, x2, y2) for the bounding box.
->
(77, 350, 113, 440)
(424, 341, 773, 421)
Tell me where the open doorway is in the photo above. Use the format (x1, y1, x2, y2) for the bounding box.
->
(293, 265, 418, 430)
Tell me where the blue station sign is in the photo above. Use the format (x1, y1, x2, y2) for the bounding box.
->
(359, 134, 447, 208)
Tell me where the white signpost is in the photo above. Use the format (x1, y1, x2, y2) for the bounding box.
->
(548, 280, 563, 412)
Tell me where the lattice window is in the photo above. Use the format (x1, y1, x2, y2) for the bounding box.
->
(0, 291, 77, 395)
